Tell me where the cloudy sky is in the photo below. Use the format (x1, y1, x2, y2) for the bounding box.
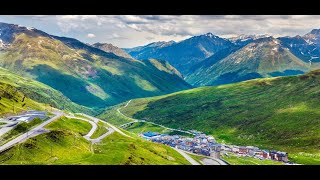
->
(1, 15, 320, 48)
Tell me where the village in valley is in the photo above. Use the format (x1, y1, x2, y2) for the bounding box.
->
(139, 130, 290, 164)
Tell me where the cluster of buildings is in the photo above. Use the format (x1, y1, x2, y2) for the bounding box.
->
(219, 145, 289, 162)
(141, 131, 221, 159)
(140, 131, 289, 163)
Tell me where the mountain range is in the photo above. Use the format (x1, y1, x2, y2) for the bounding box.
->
(125, 30, 320, 86)
(2, 21, 320, 165)
(0, 22, 191, 111)
(92, 43, 133, 59)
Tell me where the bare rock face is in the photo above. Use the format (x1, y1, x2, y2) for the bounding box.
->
(92, 43, 133, 59)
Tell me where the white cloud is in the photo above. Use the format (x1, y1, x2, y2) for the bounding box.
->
(2, 15, 320, 48)
(87, 33, 96, 38)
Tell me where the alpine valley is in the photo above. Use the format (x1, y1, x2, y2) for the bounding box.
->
(0, 22, 191, 111)
(1, 19, 320, 165)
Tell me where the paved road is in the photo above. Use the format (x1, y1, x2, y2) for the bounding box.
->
(90, 128, 115, 143)
(0, 126, 16, 138)
(66, 115, 115, 143)
(65, 116, 98, 139)
(180, 149, 227, 165)
(0, 120, 18, 137)
(172, 147, 200, 165)
(81, 114, 132, 138)
(118, 100, 195, 135)
(0, 111, 63, 153)
(201, 158, 221, 165)
(117, 100, 141, 122)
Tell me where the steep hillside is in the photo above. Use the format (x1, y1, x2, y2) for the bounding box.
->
(279, 29, 320, 64)
(92, 43, 133, 59)
(123, 41, 176, 59)
(101, 70, 320, 164)
(125, 33, 234, 74)
(0, 22, 191, 109)
(187, 37, 313, 86)
(0, 67, 94, 114)
(0, 78, 47, 116)
(0, 116, 190, 165)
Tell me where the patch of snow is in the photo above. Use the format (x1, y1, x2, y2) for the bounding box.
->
(26, 27, 34, 31)
(205, 33, 217, 38)
(240, 38, 250, 42)
(198, 44, 213, 57)
(305, 39, 314, 45)
(205, 33, 213, 38)
(272, 47, 278, 51)
(272, 39, 279, 45)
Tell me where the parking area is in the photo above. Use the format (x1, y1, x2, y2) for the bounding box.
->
(6, 110, 48, 122)
(0, 110, 48, 137)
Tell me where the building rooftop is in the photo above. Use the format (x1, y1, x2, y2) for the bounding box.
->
(143, 132, 159, 137)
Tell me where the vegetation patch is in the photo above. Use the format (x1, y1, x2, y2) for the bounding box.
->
(101, 70, 320, 164)
(0, 117, 191, 165)
(90, 121, 109, 139)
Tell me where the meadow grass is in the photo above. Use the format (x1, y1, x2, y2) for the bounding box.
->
(0, 117, 191, 165)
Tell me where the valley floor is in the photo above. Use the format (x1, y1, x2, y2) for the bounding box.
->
(0, 111, 191, 165)
(99, 100, 290, 165)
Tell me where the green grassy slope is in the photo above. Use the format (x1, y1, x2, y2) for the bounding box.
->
(0, 67, 94, 115)
(0, 116, 190, 165)
(125, 122, 192, 137)
(99, 70, 320, 164)
(90, 121, 108, 139)
(0, 80, 48, 116)
(0, 23, 191, 109)
(97, 103, 134, 126)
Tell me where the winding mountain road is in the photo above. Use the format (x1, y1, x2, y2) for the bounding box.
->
(65, 116, 98, 139)
(118, 100, 194, 135)
(0, 111, 63, 153)
(78, 113, 132, 138)
(66, 115, 116, 143)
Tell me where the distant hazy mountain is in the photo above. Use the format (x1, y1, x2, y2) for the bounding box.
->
(186, 37, 313, 86)
(0, 22, 191, 110)
(123, 41, 176, 63)
(127, 31, 320, 86)
(279, 29, 320, 64)
(228, 34, 271, 46)
(124, 33, 234, 74)
(92, 42, 133, 59)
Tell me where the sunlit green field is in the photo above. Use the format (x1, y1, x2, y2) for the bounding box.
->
(99, 70, 320, 164)
(0, 116, 190, 165)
